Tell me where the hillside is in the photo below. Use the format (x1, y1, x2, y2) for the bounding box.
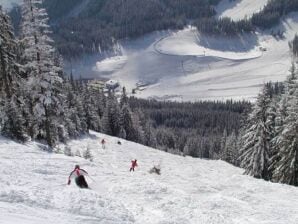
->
(70, 11, 298, 101)
(216, 0, 269, 20)
(1, 132, 298, 223)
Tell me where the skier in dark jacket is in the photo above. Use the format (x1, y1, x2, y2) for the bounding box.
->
(68, 165, 89, 188)
(130, 159, 138, 172)
(101, 139, 106, 149)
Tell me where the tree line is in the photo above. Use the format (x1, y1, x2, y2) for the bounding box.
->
(129, 98, 251, 163)
(195, 0, 298, 36)
(239, 63, 298, 186)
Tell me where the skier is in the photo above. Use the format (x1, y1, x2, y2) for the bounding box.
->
(68, 165, 89, 188)
(130, 159, 138, 172)
(101, 138, 106, 149)
(149, 165, 161, 175)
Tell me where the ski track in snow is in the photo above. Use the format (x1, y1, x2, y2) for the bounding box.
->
(216, 0, 270, 21)
(1, 132, 298, 224)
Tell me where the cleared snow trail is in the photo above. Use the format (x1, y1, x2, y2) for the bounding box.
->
(1, 132, 298, 223)
(216, 0, 269, 20)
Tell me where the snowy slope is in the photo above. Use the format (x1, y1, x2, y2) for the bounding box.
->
(216, 0, 269, 20)
(1, 132, 298, 224)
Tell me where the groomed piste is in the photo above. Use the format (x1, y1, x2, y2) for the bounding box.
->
(1, 131, 298, 224)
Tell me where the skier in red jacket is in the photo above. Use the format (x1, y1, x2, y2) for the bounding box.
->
(130, 159, 138, 172)
(68, 165, 89, 188)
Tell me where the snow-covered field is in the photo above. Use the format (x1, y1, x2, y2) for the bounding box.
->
(216, 0, 269, 20)
(1, 132, 298, 224)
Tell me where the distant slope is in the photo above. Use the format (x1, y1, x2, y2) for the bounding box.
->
(75, 13, 298, 101)
(1, 132, 298, 223)
(216, 0, 269, 20)
(0, 0, 22, 10)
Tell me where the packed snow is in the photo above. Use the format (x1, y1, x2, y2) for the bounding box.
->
(1, 132, 298, 224)
(216, 0, 269, 20)
(94, 56, 127, 74)
(154, 27, 262, 60)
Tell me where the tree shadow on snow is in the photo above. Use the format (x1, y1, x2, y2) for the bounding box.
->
(196, 32, 259, 53)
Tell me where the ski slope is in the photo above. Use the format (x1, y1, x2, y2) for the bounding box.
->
(1, 132, 298, 224)
(216, 0, 269, 21)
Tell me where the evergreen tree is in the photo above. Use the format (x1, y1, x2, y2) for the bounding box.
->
(20, 0, 66, 147)
(239, 86, 272, 180)
(222, 131, 238, 165)
(102, 93, 121, 136)
(272, 65, 298, 186)
(0, 8, 19, 99)
(1, 96, 27, 141)
(183, 138, 198, 157)
(64, 145, 73, 156)
(0, 8, 26, 140)
(83, 147, 93, 161)
(270, 64, 298, 175)
(121, 104, 138, 141)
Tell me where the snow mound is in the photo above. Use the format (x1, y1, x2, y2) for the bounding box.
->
(216, 0, 269, 21)
(93, 56, 127, 74)
(1, 132, 298, 223)
(154, 28, 262, 60)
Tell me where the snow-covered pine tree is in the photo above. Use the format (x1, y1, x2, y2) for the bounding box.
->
(183, 137, 198, 157)
(83, 86, 100, 131)
(64, 145, 73, 156)
(0, 8, 19, 99)
(270, 64, 298, 179)
(20, 0, 65, 147)
(0, 8, 26, 140)
(143, 121, 157, 147)
(222, 131, 238, 165)
(272, 95, 298, 185)
(101, 105, 113, 136)
(272, 66, 298, 186)
(120, 104, 138, 141)
(239, 85, 272, 180)
(1, 96, 28, 141)
(83, 147, 93, 161)
(102, 93, 121, 136)
(220, 129, 228, 158)
(120, 87, 128, 108)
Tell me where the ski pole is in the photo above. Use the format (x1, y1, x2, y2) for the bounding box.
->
(88, 176, 97, 183)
